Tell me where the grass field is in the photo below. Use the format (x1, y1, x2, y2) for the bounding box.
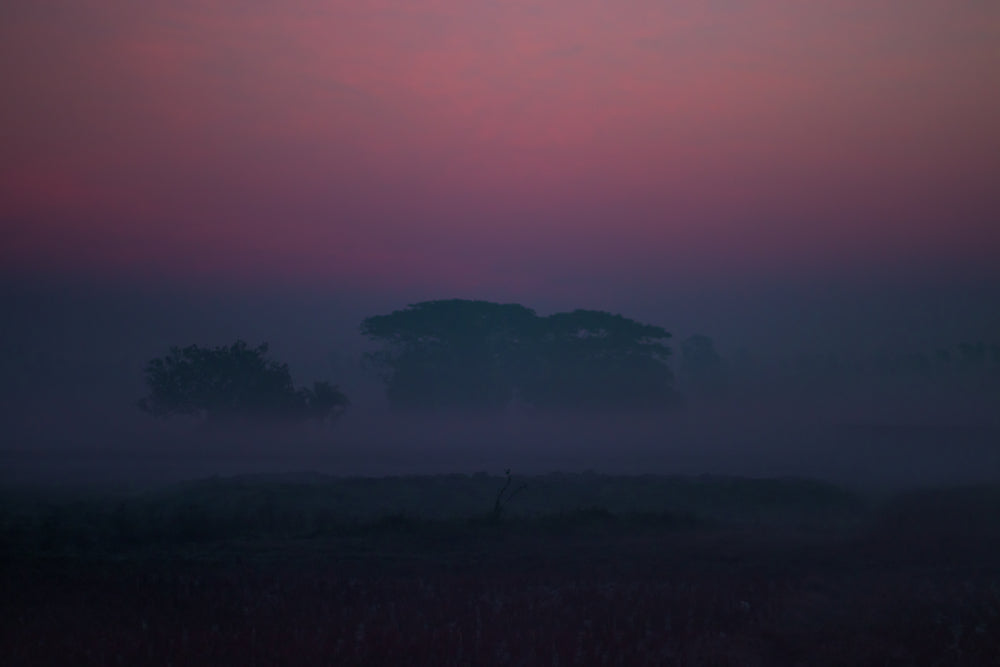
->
(3, 473, 1000, 665)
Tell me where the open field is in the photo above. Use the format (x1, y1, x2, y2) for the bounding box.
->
(4, 473, 1000, 665)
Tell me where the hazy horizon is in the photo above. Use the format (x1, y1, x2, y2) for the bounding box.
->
(3, 276, 998, 490)
(2, 1, 998, 489)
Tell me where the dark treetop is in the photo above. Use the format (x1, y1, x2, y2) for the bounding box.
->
(139, 340, 348, 424)
(362, 299, 674, 412)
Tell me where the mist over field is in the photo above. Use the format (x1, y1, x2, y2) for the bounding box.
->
(2, 277, 997, 490)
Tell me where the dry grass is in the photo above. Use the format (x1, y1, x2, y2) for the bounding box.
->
(3, 476, 999, 665)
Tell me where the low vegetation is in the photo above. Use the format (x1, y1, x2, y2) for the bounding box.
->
(3, 474, 1000, 665)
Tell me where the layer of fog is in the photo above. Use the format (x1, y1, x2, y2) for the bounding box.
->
(2, 277, 998, 490)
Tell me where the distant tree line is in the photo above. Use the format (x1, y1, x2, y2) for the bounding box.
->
(139, 299, 680, 424)
(786, 342, 1000, 380)
(138, 295, 998, 428)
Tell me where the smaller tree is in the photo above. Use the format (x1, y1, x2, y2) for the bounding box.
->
(138, 340, 348, 424)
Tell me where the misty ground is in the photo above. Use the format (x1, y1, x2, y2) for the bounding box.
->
(4, 470, 1000, 665)
(4, 401, 998, 492)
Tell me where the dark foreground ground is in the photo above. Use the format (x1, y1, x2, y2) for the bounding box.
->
(3, 474, 1000, 666)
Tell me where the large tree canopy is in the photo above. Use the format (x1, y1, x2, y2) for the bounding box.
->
(521, 309, 675, 409)
(138, 340, 349, 424)
(361, 300, 537, 410)
(361, 300, 674, 411)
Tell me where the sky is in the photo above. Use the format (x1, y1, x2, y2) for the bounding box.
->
(2, 0, 998, 300)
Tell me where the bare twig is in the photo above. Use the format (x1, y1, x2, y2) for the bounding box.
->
(492, 469, 527, 521)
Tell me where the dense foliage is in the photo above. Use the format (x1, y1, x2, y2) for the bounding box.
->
(361, 300, 676, 411)
(138, 340, 348, 424)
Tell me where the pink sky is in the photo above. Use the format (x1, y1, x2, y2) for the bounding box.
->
(2, 0, 998, 296)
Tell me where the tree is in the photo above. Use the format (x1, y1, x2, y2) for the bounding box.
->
(361, 300, 675, 411)
(522, 309, 675, 409)
(361, 300, 537, 411)
(138, 340, 349, 424)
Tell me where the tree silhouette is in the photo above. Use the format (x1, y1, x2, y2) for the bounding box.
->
(521, 309, 675, 409)
(138, 340, 348, 424)
(362, 300, 675, 411)
(362, 300, 537, 411)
